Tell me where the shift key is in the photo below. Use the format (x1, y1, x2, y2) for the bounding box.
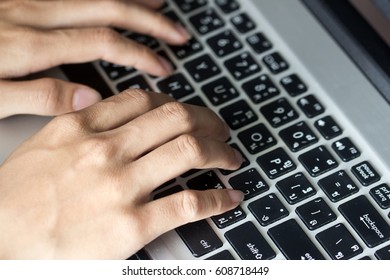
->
(339, 195, 390, 248)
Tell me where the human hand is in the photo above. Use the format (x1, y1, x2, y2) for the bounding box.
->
(0, 90, 244, 259)
(0, 0, 190, 119)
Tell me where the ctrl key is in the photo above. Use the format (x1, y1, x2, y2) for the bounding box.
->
(225, 222, 276, 260)
(176, 220, 222, 257)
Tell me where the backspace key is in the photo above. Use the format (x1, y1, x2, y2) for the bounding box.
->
(339, 195, 390, 248)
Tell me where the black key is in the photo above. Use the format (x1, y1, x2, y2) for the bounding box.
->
(176, 220, 223, 257)
(215, 0, 240, 14)
(314, 116, 343, 140)
(184, 54, 221, 82)
(220, 143, 250, 175)
(280, 74, 308, 97)
(279, 121, 318, 152)
(169, 37, 203, 60)
(276, 172, 316, 205)
(189, 9, 225, 35)
(116, 75, 152, 92)
(257, 147, 296, 179)
(339, 195, 390, 248)
(359, 256, 372, 260)
(126, 33, 160, 50)
(263, 52, 289, 74)
(332, 137, 361, 162)
(164, 10, 184, 24)
(268, 219, 325, 260)
(297, 94, 325, 118)
(375, 244, 390, 260)
(248, 193, 289, 226)
(219, 99, 258, 130)
(183, 96, 207, 107)
(298, 145, 338, 177)
(351, 161, 381, 186)
(316, 223, 363, 260)
(224, 52, 261, 80)
(173, 0, 207, 13)
(318, 170, 359, 202)
(202, 77, 239, 106)
(370, 183, 390, 209)
(231, 13, 256, 33)
(260, 98, 299, 128)
(242, 74, 280, 104)
(225, 222, 276, 260)
(99, 61, 135, 80)
(246, 32, 273, 54)
(157, 73, 194, 100)
(296, 197, 337, 230)
(127, 249, 151, 260)
(207, 29, 243, 57)
(187, 170, 225, 191)
(229, 168, 269, 200)
(206, 250, 235, 260)
(211, 206, 246, 229)
(237, 123, 277, 155)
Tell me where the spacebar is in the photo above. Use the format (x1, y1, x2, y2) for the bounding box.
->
(268, 219, 325, 260)
(176, 220, 222, 258)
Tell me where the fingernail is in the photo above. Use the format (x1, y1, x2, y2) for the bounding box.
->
(227, 189, 244, 204)
(157, 55, 174, 75)
(72, 88, 101, 111)
(175, 23, 191, 41)
(233, 148, 244, 164)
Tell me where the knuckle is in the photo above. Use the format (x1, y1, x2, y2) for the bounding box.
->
(33, 78, 64, 113)
(160, 102, 194, 129)
(92, 27, 120, 47)
(176, 135, 207, 166)
(119, 88, 152, 107)
(178, 190, 203, 220)
(77, 135, 115, 166)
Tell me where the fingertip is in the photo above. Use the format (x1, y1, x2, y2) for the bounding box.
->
(226, 189, 245, 204)
(72, 87, 102, 111)
(157, 55, 174, 76)
(173, 23, 191, 43)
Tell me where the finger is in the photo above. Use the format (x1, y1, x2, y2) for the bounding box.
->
(1, 27, 174, 78)
(3, 0, 189, 45)
(138, 189, 244, 239)
(112, 101, 230, 159)
(79, 89, 175, 132)
(123, 135, 243, 194)
(0, 78, 101, 119)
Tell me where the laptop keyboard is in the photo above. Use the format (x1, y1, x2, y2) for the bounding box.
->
(80, 0, 390, 260)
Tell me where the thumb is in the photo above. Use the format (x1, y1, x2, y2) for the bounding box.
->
(0, 78, 101, 119)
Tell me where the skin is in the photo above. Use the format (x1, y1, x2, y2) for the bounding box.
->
(0, 1, 244, 259)
(0, 0, 190, 118)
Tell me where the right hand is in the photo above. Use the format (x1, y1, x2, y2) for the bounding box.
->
(0, 90, 244, 259)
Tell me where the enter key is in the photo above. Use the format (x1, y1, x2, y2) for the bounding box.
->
(339, 195, 390, 248)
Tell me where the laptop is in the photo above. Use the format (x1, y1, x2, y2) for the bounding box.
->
(0, 0, 389, 260)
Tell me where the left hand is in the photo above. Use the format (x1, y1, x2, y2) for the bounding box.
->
(0, 0, 190, 118)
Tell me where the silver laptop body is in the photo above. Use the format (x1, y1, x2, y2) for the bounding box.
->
(1, 0, 389, 260)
